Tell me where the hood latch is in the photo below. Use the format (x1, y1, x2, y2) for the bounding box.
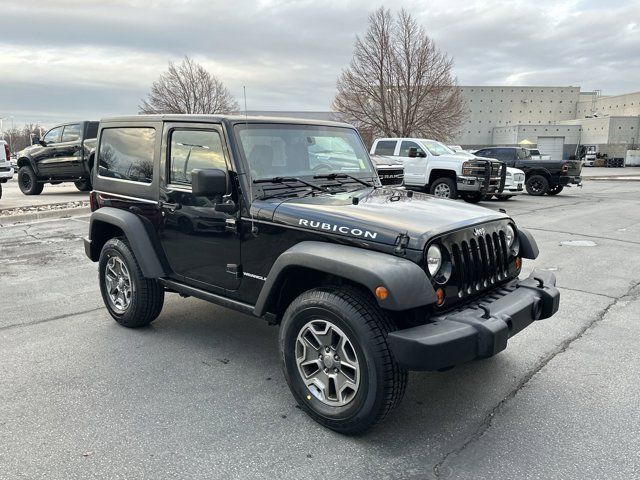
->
(394, 232, 410, 256)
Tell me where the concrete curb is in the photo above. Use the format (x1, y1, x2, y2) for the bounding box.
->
(0, 206, 90, 226)
(583, 176, 640, 182)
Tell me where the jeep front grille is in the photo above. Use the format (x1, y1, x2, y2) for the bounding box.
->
(428, 220, 516, 303)
(450, 231, 510, 297)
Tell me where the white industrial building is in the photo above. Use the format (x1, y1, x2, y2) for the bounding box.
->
(456, 87, 640, 160)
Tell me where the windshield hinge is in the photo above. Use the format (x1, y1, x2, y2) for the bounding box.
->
(394, 232, 410, 256)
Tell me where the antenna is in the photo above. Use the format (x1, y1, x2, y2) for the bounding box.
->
(244, 86, 259, 236)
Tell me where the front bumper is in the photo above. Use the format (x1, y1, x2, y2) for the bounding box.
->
(457, 176, 502, 193)
(387, 270, 559, 371)
(560, 175, 582, 186)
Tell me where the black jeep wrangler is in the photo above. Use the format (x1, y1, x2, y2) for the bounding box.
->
(84, 115, 559, 434)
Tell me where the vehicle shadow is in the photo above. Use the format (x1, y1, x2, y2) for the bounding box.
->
(107, 294, 524, 468)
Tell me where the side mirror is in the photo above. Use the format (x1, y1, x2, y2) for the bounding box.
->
(39, 140, 47, 147)
(408, 147, 426, 158)
(191, 168, 229, 197)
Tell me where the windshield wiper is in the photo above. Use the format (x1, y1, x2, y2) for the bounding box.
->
(253, 176, 331, 193)
(313, 173, 374, 187)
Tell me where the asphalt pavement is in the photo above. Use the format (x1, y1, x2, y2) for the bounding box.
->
(1, 181, 639, 479)
(0, 179, 87, 210)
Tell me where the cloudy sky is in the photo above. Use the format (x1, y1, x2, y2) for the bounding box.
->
(1, 0, 639, 128)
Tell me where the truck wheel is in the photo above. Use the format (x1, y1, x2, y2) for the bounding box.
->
(429, 177, 457, 199)
(98, 237, 164, 328)
(74, 179, 92, 192)
(462, 192, 485, 203)
(279, 286, 407, 434)
(18, 166, 44, 195)
(547, 185, 564, 196)
(525, 175, 549, 196)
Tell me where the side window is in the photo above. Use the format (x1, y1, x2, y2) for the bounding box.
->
(374, 140, 397, 156)
(399, 141, 425, 157)
(61, 124, 81, 143)
(169, 129, 226, 185)
(43, 126, 63, 144)
(98, 127, 155, 184)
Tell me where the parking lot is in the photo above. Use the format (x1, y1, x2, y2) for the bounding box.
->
(1, 181, 639, 479)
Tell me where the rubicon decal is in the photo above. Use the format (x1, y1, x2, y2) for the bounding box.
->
(298, 219, 378, 239)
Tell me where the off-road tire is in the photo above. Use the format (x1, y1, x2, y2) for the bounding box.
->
(547, 184, 564, 195)
(280, 286, 407, 435)
(429, 177, 457, 199)
(18, 166, 44, 195)
(462, 192, 485, 203)
(74, 178, 92, 192)
(98, 237, 164, 328)
(526, 175, 549, 196)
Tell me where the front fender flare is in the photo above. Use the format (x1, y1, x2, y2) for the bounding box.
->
(86, 207, 167, 278)
(253, 241, 435, 316)
(517, 227, 539, 259)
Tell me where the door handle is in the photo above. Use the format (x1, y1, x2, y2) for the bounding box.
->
(158, 201, 181, 213)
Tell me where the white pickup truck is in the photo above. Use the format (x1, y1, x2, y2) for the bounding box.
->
(0, 140, 15, 199)
(370, 138, 505, 203)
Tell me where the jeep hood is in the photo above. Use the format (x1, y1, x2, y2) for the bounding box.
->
(252, 188, 509, 250)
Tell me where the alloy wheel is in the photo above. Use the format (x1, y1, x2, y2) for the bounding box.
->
(295, 319, 360, 407)
(104, 255, 133, 313)
(433, 183, 451, 198)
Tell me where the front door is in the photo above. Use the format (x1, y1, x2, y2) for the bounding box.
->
(55, 124, 85, 177)
(34, 126, 63, 176)
(158, 123, 241, 292)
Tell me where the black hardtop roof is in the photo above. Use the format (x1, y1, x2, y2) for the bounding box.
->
(99, 114, 354, 129)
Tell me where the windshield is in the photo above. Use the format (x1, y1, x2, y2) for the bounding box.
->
(420, 140, 455, 156)
(234, 124, 374, 181)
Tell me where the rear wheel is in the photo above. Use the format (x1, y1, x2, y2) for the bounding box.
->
(280, 287, 407, 434)
(547, 184, 564, 195)
(18, 166, 44, 195)
(429, 177, 457, 199)
(74, 178, 92, 191)
(99, 237, 164, 328)
(525, 175, 549, 196)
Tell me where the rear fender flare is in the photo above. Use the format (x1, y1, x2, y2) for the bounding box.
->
(87, 207, 167, 278)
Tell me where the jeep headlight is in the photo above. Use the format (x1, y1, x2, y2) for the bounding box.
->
(426, 245, 442, 276)
(506, 225, 516, 248)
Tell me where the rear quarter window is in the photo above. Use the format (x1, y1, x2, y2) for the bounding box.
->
(98, 127, 156, 184)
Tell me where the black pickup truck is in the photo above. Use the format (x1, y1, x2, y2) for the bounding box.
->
(84, 115, 559, 434)
(16, 121, 98, 195)
(474, 146, 582, 196)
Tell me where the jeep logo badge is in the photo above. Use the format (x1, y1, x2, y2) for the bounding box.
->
(473, 227, 486, 236)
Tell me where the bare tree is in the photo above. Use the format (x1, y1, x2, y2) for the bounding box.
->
(4, 123, 44, 154)
(333, 7, 466, 143)
(140, 56, 239, 114)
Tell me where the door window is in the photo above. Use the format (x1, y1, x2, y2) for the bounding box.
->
(399, 141, 425, 157)
(61, 124, 81, 143)
(43, 127, 63, 144)
(374, 140, 397, 156)
(169, 129, 226, 186)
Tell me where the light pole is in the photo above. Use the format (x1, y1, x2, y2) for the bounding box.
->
(9, 116, 14, 154)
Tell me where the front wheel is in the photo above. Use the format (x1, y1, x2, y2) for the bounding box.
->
(429, 177, 457, 199)
(547, 184, 564, 195)
(462, 192, 485, 203)
(74, 178, 92, 192)
(99, 237, 164, 327)
(279, 287, 407, 434)
(526, 175, 549, 196)
(17, 166, 44, 195)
